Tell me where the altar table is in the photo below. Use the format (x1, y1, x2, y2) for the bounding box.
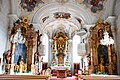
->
(51, 66, 70, 70)
(57, 70, 67, 78)
(51, 66, 70, 78)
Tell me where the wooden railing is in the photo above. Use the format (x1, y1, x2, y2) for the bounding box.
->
(0, 75, 49, 80)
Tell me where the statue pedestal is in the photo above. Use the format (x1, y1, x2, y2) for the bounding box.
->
(31, 64, 35, 74)
(10, 64, 14, 75)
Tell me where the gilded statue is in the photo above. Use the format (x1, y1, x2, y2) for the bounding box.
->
(3, 50, 12, 64)
(112, 53, 117, 74)
(17, 56, 26, 73)
(3, 50, 12, 74)
(99, 57, 105, 74)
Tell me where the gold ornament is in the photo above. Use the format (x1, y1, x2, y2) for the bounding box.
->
(22, 16, 29, 24)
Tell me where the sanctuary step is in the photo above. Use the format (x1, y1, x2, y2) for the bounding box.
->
(50, 76, 77, 80)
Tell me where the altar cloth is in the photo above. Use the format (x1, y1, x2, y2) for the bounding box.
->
(51, 66, 70, 70)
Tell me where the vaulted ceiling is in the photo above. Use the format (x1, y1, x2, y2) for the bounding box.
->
(12, 0, 116, 39)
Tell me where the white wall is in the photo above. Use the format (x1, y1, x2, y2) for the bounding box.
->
(114, 0, 120, 75)
(0, 0, 10, 64)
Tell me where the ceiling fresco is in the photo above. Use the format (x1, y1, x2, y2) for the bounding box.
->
(75, 0, 107, 13)
(16, 0, 110, 39)
(18, 0, 48, 12)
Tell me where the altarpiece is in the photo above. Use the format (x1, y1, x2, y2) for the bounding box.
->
(88, 19, 117, 75)
(3, 17, 43, 74)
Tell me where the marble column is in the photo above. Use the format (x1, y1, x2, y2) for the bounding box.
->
(68, 39, 73, 74)
(105, 16, 118, 74)
(48, 39, 53, 67)
(116, 15, 120, 75)
(83, 24, 95, 74)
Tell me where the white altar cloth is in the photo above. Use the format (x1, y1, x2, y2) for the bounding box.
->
(51, 66, 70, 70)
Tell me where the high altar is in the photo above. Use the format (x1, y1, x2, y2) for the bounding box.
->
(52, 31, 69, 66)
(51, 30, 71, 77)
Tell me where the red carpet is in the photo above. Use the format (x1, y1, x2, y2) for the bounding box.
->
(50, 76, 77, 80)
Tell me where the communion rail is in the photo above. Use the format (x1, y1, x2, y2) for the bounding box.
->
(0, 75, 49, 80)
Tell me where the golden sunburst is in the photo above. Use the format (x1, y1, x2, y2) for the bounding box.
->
(22, 16, 29, 24)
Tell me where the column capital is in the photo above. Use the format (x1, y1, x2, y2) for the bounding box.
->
(83, 24, 95, 31)
(8, 14, 19, 21)
(104, 16, 116, 26)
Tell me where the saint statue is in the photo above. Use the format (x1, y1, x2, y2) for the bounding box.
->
(17, 56, 26, 73)
(3, 50, 12, 64)
(99, 56, 105, 73)
(10, 28, 26, 64)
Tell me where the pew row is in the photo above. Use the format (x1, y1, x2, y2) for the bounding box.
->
(0, 75, 49, 80)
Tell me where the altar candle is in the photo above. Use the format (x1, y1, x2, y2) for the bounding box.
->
(65, 41, 68, 51)
(55, 41, 57, 50)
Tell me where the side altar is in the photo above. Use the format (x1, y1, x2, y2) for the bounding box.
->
(3, 17, 44, 75)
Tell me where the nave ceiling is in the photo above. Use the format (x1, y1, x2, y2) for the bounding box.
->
(10, 0, 116, 39)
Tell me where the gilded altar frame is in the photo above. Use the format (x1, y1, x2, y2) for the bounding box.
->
(88, 19, 117, 74)
(4, 17, 38, 73)
(52, 31, 68, 66)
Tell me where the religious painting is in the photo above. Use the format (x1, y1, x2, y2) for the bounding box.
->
(76, 0, 107, 13)
(98, 29, 103, 40)
(19, 0, 45, 12)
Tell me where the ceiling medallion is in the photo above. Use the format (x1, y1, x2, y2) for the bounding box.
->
(19, 0, 44, 12)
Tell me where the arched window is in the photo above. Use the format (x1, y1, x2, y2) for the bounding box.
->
(73, 35, 81, 63)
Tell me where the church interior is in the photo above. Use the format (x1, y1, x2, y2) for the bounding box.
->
(0, 0, 120, 80)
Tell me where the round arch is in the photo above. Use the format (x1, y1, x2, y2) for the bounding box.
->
(31, 2, 96, 25)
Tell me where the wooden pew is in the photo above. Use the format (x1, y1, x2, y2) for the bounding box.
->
(0, 75, 49, 80)
(78, 75, 120, 80)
